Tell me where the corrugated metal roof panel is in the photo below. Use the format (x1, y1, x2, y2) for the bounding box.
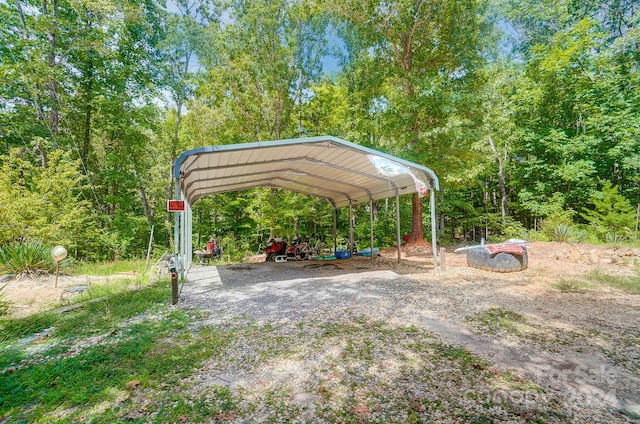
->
(174, 136, 439, 208)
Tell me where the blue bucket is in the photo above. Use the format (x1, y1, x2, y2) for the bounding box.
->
(335, 250, 351, 259)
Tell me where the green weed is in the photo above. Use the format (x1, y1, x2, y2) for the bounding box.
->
(550, 224, 573, 242)
(52, 279, 172, 340)
(0, 283, 10, 317)
(584, 269, 640, 294)
(0, 312, 59, 344)
(469, 308, 526, 335)
(71, 259, 147, 276)
(0, 317, 231, 422)
(552, 280, 593, 293)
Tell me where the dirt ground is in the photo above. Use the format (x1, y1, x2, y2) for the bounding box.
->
(2, 241, 639, 421)
(2, 240, 638, 319)
(177, 241, 639, 422)
(2, 272, 139, 318)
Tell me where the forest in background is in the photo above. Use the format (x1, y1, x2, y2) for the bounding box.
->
(1, 0, 639, 262)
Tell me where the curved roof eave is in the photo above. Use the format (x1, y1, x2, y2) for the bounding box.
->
(174, 136, 440, 206)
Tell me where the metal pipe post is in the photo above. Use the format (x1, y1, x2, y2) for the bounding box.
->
(369, 199, 374, 261)
(430, 189, 438, 269)
(395, 192, 401, 263)
(349, 202, 355, 253)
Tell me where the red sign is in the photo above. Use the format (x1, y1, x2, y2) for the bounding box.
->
(167, 200, 185, 212)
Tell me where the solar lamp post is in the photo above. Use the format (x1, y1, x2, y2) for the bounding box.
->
(52, 246, 68, 288)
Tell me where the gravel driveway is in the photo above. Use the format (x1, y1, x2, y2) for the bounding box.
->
(178, 253, 640, 423)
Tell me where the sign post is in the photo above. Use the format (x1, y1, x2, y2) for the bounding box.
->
(167, 200, 184, 301)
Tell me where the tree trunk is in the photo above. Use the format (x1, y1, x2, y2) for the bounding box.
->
(487, 135, 508, 222)
(296, 69, 303, 137)
(109, 183, 117, 223)
(1, 126, 7, 153)
(134, 168, 153, 227)
(82, 61, 94, 166)
(82, 102, 92, 164)
(33, 142, 48, 168)
(44, 0, 60, 137)
(138, 186, 153, 227)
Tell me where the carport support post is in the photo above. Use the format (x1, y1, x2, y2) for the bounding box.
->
(369, 198, 374, 261)
(174, 182, 181, 266)
(395, 192, 401, 263)
(332, 205, 337, 253)
(349, 202, 355, 253)
(430, 188, 438, 268)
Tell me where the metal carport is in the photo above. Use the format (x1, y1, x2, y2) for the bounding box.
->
(173, 136, 440, 275)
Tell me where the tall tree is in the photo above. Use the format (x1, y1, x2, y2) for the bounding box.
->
(477, 63, 527, 222)
(1, 0, 168, 258)
(327, 0, 490, 242)
(1, 0, 77, 157)
(159, 0, 214, 241)
(192, 0, 327, 143)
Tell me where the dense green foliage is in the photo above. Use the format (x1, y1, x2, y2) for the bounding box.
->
(1, 0, 639, 261)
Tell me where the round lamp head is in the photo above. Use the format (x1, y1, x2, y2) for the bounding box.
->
(52, 245, 68, 262)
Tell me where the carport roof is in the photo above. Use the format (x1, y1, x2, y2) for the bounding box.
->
(174, 136, 440, 208)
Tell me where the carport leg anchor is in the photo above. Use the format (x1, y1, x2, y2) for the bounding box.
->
(169, 254, 179, 305)
(171, 274, 179, 305)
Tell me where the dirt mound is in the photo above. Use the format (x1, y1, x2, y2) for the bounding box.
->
(528, 241, 640, 268)
(380, 239, 433, 258)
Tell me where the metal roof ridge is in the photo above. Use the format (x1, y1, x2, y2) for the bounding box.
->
(173, 135, 439, 191)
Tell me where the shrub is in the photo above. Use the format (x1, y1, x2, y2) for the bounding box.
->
(219, 235, 252, 262)
(501, 218, 528, 239)
(605, 231, 628, 247)
(572, 228, 589, 243)
(0, 243, 66, 278)
(0, 150, 99, 259)
(539, 208, 575, 241)
(581, 181, 636, 241)
(550, 223, 573, 242)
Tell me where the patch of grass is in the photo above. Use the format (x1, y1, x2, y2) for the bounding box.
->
(496, 371, 546, 392)
(0, 283, 11, 317)
(584, 269, 640, 294)
(0, 312, 59, 344)
(469, 308, 526, 335)
(553, 269, 640, 295)
(71, 259, 147, 276)
(1, 318, 231, 422)
(308, 319, 563, 423)
(68, 275, 150, 304)
(0, 291, 235, 423)
(437, 345, 490, 370)
(52, 279, 173, 340)
(0, 301, 570, 423)
(552, 279, 594, 293)
(0, 346, 24, 372)
(129, 385, 240, 424)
